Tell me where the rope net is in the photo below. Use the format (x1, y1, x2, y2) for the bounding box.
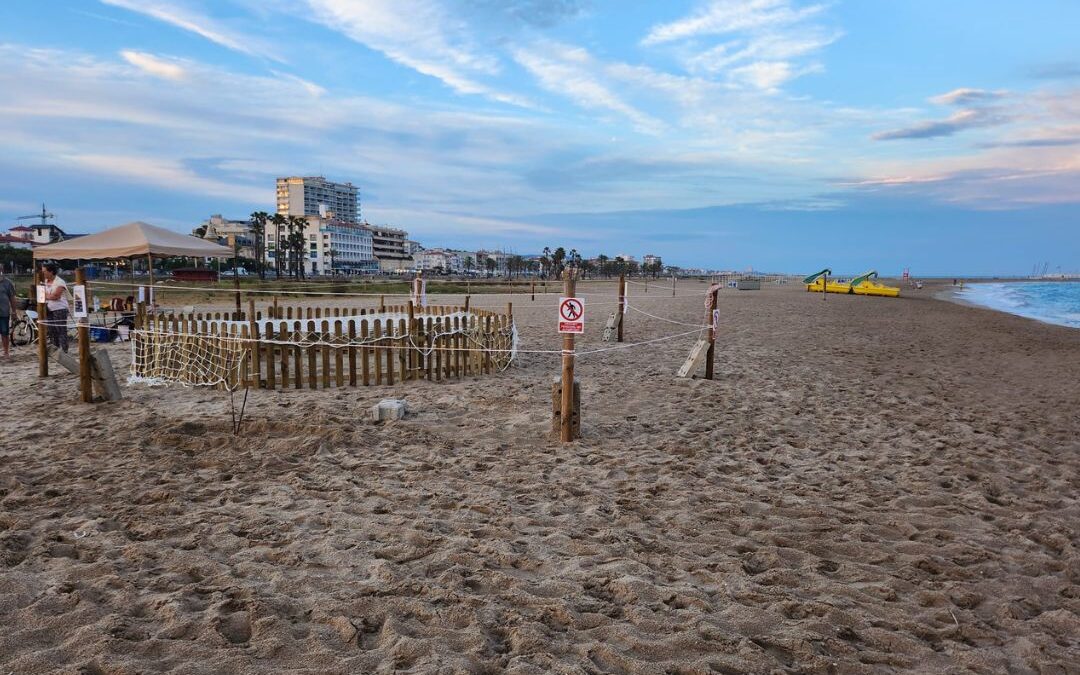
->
(129, 309, 518, 389)
(130, 328, 250, 390)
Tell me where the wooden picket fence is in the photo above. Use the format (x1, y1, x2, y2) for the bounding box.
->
(134, 302, 515, 390)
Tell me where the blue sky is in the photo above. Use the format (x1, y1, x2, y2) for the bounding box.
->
(0, 0, 1077, 274)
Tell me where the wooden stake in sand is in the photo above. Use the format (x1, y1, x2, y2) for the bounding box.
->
(76, 268, 92, 403)
(705, 286, 719, 380)
(35, 267, 48, 377)
(618, 273, 626, 343)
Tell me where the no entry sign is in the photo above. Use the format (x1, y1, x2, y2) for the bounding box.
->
(559, 297, 584, 334)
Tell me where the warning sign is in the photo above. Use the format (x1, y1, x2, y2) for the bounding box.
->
(558, 297, 584, 334)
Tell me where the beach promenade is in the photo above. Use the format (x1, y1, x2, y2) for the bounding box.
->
(1, 281, 1077, 673)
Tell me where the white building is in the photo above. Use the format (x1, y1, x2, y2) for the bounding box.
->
(266, 216, 375, 276)
(276, 176, 360, 223)
(416, 248, 463, 274)
(195, 214, 255, 259)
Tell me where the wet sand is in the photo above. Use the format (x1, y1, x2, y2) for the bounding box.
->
(1, 280, 1078, 673)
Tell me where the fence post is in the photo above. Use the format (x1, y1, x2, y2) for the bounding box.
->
(672, 273, 676, 297)
(705, 287, 719, 380)
(76, 268, 92, 402)
(35, 267, 48, 377)
(618, 273, 625, 343)
(560, 269, 577, 442)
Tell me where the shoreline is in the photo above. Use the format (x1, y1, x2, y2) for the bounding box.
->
(933, 279, 1079, 330)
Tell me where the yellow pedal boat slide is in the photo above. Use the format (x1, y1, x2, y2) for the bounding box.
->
(803, 269, 900, 297)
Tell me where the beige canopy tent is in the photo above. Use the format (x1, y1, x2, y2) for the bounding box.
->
(32, 220, 233, 260)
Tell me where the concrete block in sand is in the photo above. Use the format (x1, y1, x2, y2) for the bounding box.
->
(371, 398, 407, 422)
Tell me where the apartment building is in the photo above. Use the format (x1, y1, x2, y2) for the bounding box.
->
(195, 214, 256, 259)
(416, 248, 463, 274)
(367, 224, 414, 273)
(276, 176, 360, 223)
(265, 216, 375, 276)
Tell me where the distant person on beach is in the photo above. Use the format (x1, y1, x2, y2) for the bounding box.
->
(0, 267, 16, 359)
(41, 263, 70, 353)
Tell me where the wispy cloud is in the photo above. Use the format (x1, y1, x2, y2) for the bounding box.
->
(512, 43, 666, 134)
(929, 88, 1006, 106)
(120, 50, 187, 80)
(301, 0, 531, 107)
(641, 0, 837, 92)
(99, 0, 280, 61)
(873, 88, 1011, 141)
(872, 108, 1007, 141)
(643, 0, 827, 45)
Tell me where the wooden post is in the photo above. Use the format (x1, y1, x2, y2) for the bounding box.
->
(705, 287, 719, 380)
(76, 268, 92, 402)
(617, 273, 625, 343)
(35, 267, 48, 377)
(273, 295, 280, 319)
(407, 300, 416, 380)
(231, 235, 242, 319)
(672, 273, 676, 297)
(464, 295, 471, 311)
(823, 271, 828, 302)
(560, 269, 577, 442)
(531, 281, 535, 301)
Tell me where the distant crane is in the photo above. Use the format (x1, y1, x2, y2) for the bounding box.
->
(17, 203, 56, 228)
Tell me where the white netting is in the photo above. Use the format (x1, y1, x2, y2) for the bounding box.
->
(129, 328, 250, 390)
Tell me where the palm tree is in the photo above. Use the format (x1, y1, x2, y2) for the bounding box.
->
(552, 247, 566, 278)
(541, 247, 552, 279)
(249, 211, 269, 280)
(597, 253, 609, 278)
(287, 216, 308, 279)
(464, 256, 474, 275)
(270, 213, 287, 279)
(485, 257, 497, 277)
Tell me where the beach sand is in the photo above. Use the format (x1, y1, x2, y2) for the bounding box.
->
(1, 280, 1077, 673)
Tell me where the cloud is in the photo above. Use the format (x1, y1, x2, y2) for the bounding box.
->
(301, 0, 532, 107)
(872, 108, 1008, 140)
(929, 88, 1006, 106)
(61, 153, 269, 203)
(461, 0, 586, 28)
(873, 88, 1013, 141)
(642, 0, 827, 45)
(641, 0, 837, 92)
(100, 0, 278, 61)
(512, 44, 666, 134)
(120, 50, 187, 80)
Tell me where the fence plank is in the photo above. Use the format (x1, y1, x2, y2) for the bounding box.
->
(335, 320, 344, 388)
(322, 319, 331, 388)
(348, 321, 357, 387)
(264, 323, 275, 390)
(373, 320, 383, 385)
(307, 319, 318, 389)
(292, 320, 303, 390)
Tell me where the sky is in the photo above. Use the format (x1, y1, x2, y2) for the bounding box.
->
(0, 0, 1078, 275)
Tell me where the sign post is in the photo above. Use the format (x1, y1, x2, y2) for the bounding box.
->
(559, 271, 579, 441)
(617, 273, 626, 342)
(36, 268, 48, 377)
(705, 287, 719, 380)
(75, 268, 92, 403)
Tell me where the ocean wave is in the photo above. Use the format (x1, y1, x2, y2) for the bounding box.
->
(962, 282, 1080, 329)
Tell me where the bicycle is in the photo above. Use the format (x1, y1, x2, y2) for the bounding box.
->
(9, 301, 79, 348)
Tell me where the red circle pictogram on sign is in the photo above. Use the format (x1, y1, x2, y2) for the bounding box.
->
(560, 298, 582, 321)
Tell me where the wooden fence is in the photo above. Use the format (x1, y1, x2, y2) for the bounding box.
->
(133, 303, 515, 390)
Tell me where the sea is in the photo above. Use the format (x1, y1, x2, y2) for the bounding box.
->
(962, 282, 1080, 329)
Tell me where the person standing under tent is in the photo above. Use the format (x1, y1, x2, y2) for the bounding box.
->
(41, 262, 70, 353)
(0, 267, 16, 359)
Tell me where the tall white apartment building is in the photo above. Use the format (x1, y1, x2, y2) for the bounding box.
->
(276, 176, 360, 223)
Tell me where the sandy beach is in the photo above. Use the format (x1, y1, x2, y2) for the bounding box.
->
(1, 280, 1077, 673)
